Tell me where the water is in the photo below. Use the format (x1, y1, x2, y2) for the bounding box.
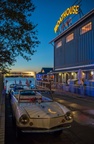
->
(4, 77, 35, 92)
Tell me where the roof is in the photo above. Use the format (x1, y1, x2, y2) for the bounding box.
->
(37, 67, 53, 75)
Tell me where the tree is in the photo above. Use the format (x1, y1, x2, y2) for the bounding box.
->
(0, 0, 40, 73)
(0, 46, 16, 73)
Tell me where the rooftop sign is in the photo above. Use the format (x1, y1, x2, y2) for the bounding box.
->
(54, 5, 79, 33)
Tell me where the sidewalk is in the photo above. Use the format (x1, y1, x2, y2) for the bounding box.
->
(0, 97, 5, 144)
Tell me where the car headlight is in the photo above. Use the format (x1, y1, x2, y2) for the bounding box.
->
(19, 114, 29, 124)
(65, 112, 73, 121)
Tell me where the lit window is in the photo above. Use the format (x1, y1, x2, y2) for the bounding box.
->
(56, 41, 62, 48)
(80, 22, 92, 35)
(66, 33, 74, 42)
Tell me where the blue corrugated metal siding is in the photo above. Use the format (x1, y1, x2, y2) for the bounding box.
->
(54, 14, 94, 70)
(91, 17, 94, 61)
(62, 38, 65, 65)
(78, 25, 93, 65)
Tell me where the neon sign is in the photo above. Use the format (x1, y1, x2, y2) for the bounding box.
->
(54, 5, 79, 33)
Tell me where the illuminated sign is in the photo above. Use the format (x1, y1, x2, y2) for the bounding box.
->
(54, 5, 79, 33)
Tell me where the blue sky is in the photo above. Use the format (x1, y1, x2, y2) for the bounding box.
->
(10, 0, 94, 73)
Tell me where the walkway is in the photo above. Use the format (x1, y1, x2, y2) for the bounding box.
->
(53, 89, 94, 103)
(0, 100, 5, 144)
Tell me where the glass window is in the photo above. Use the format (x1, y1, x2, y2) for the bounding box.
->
(80, 22, 92, 35)
(56, 40, 62, 48)
(66, 33, 74, 42)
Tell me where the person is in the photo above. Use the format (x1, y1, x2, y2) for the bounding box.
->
(6, 80, 8, 83)
(19, 80, 22, 85)
(29, 80, 32, 88)
(29, 80, 32, 85)
(26, 79, 29, 87)
(29, 80, 35, 89)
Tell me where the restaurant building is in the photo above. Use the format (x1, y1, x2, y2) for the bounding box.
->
(50, 8, 94, 84)
(36, 67, 54, 81)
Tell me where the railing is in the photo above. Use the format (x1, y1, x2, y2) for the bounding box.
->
(36, 80, 94, 97)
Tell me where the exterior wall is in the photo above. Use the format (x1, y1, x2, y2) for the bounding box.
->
(54, 12, 94, 71)
(49, 10, 94, 96)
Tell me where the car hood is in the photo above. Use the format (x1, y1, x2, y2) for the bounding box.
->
(22, 102, 66, 118)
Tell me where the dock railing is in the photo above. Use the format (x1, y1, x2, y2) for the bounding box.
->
(36, 80, 94, 97)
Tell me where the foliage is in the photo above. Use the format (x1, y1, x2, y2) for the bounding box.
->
(0, 0, 40, 73)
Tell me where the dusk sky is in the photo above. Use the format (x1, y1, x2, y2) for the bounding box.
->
(10, 0, 94, 73)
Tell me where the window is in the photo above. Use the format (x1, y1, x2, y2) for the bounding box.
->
(56, 40, 62, 48)
(66, 33, 74, 42)
(80, 22, 92, 35)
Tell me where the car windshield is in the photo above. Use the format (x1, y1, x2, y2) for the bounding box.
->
(20, 90, 36, 96)
(18, 89, 53, 103)
(10, 84, 17, 88)
(38, 90, 53, 100)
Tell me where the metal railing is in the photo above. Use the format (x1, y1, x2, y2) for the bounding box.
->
(36, 80, 94, 97)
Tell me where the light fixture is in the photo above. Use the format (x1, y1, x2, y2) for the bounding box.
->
(71, 72, 73, 75)
(59, 73, 62, 76)
(91, 71, 94, 75)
